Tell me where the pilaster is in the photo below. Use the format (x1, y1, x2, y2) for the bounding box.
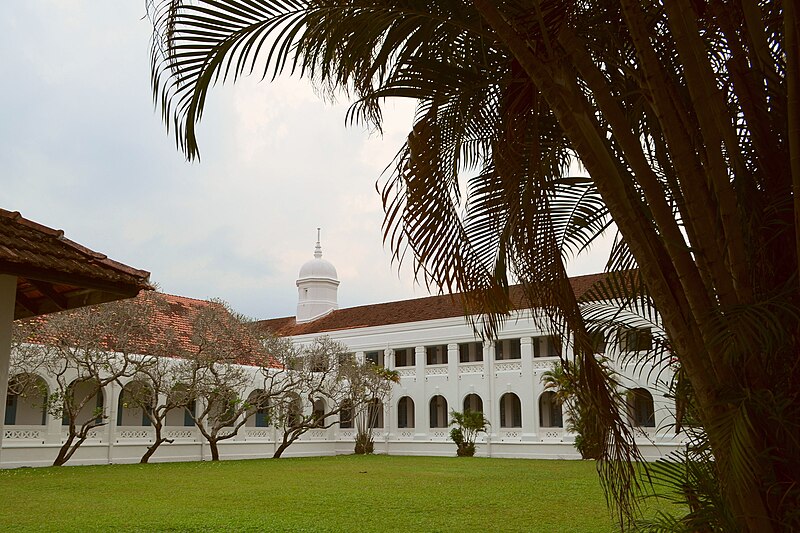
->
(483, 341, 495, 455)
(106, 381, 118, 462)
(414, 346, 426, 439)
(520, 337, 535, 439)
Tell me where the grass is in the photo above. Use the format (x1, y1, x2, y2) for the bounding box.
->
(0, 455, 667, 532)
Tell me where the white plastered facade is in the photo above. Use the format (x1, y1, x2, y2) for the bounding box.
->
(1, 244, 682, 467)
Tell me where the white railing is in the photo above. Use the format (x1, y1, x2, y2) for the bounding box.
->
(61, 427, 102, 442)
(425, 365, 448, 376)
(339, 429, 356, 440)
(540, 428, 563, 441)
(3, 426, 44, 442)
(116, 426, 154, 441)
(498, 429, 522, 441)
(458, 362, 483, 375)
(495, 360, 523, 372)
(430, 429, 448, 440)
(396, 368, 416, 378)
(243, 428, 272, 441)
(397, 430, 414, 439)
(632, 426, 656, 440)
(531, 357, 558, 370)
(164, 428, 196, 440)
(308, 429, 328, 440)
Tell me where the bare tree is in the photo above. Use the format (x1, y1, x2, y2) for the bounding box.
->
(268, 337, 350, 458)
(176, 300, 276, 461)
(11, 293, 162, 466)
(346, 358, 399, 455)
(267, 337, 398, 458)
(120, 355, 194, 464)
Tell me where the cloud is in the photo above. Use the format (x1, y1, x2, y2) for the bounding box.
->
(1, 2, 609, 322)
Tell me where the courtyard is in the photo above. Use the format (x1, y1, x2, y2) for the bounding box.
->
(0, 455, 673, 532)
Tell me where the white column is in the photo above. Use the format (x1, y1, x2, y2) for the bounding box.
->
(384, 348, 395, 446)
(414, 346, 425, 439)
(0, 275, 17, 465)
(483, 341, 494, 457)
(447, 343, 458, 378)
(520, 337, 535, 440)
(106, 381, 118, 464)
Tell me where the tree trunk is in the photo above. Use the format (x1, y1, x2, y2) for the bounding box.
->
(273, 432, 298, 458)
(272, 442, 290, 458)
(52, 432, 75, 467)
(53, 430, 88, 467)
(209, 440, 220, 461)
(141, 424, 173, 464)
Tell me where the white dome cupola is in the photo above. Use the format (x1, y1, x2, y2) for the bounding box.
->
(296, 229, 339, 323)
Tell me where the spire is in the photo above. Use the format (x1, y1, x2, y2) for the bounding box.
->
(314, 227, 323, 259)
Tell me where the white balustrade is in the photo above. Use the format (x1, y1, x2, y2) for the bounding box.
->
(495, 360, 523, 372)
(165, 428, 195, 440)
(3, 426, 43, 441)
(541, 428, 563, 441)
(498, 429, 521, 441)
(458, 362, 483, 375)
(116, 426, 154, 441)
(425, 365, 448, 376)
(243, 428, 272, 440)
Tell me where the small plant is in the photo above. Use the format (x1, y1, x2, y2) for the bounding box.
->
(354, 432, 374, 455)
(448, 409, 489, 457)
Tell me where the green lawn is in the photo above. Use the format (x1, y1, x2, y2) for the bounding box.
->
(0, 455, 663, 532)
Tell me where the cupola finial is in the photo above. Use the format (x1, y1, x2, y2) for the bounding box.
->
(314, 227, 322, 259)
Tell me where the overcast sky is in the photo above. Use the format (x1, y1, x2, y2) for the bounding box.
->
(1, 2, 611, 320)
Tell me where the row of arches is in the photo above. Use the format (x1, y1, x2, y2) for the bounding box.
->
(396, 389, 655, 430)
(5, 373, 656, 431)
(397, 393, 562, 429)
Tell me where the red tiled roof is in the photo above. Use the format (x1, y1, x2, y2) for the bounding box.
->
(20, 292, 281, 368)
(256, 272, 608, 337)
(120, 293, 280, 367)
(0, 209, 152, 319)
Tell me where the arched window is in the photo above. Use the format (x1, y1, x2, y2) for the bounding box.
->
(339, 400, 354, 429)
(5, 374, 48, 426)
(539, 391, 563, 428)
(463, 393, 483, 414)
(367, 399, 384, 429)
(397, 396, 415, 428)
(209, 388, 237, 428)
(627, 388, 655, 427)
(117, 381, 154, 427)
(63, 379, 103, 426)
(246, 389, 270, 427)
(429, 395, 448, 428)
(284, 393, 303, 428)
(313, 398, 326, 427)
(500, 393, 522, 428)
(166, 384, 195, 427)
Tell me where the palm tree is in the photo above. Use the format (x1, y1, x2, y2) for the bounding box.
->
(148, 2, 800, 530)
(542, 357, 622, 461)
(448, 409, 489, 457)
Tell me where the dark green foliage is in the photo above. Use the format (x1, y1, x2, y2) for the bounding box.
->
(448, 409, 488, 457)
(354, 432, 374, 455)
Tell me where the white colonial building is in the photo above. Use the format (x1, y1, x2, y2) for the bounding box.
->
(1, 238, 682, 467)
